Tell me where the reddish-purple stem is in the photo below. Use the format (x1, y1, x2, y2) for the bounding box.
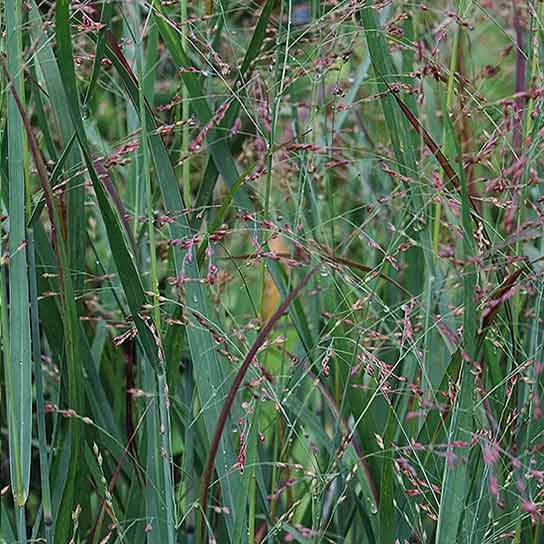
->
(512, 0, 526, 152)
(88, 404, 145, 542)
(504, 0, 527, 232)
(1, 55, 62, 274)
(199, 265, 318, 542)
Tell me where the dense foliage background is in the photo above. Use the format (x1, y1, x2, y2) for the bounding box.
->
(1, 0, 544, 542)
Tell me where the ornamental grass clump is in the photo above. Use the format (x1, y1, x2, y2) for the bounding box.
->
(1, 1, 544, 543)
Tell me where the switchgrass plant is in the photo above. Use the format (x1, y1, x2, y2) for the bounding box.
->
(1, 0, 544, 542)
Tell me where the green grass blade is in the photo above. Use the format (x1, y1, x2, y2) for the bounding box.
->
(435, 152, 477, 544)
(100, 30, 248, 538)
(5, 4, 32, 541)
(28, 230, 53, 543)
